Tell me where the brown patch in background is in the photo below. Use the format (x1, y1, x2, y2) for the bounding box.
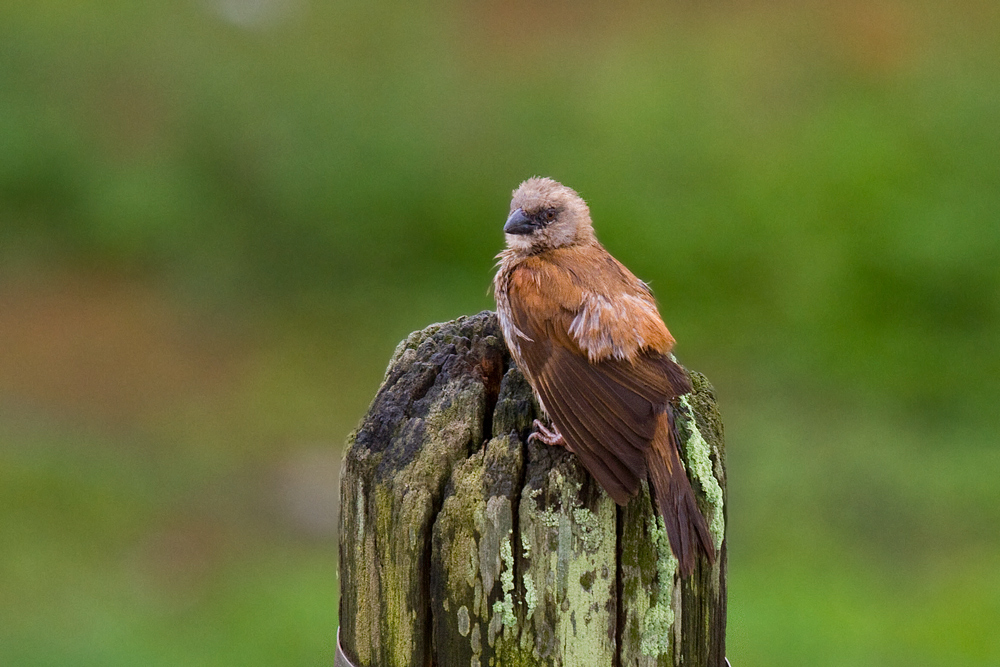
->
(830, 0, 918, 74)
(0, 269, 241, 427)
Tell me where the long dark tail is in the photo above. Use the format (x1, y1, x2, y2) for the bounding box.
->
(646, 409, 716, 576)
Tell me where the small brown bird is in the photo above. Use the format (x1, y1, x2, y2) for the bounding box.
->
(494, 177, 715, 575)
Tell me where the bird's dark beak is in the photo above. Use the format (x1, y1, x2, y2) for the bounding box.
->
(504, 208, 535, 235)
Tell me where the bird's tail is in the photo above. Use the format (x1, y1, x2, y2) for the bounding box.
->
(646, 408, 717, 577)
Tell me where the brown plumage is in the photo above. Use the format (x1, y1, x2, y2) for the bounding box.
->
(493, 176, 716, 576)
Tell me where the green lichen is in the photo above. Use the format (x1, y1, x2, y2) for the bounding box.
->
(678, 394, 725, 549)
(523, 573, 537, 620)
(447, 460, 485, 592)
(640, 514, 678, 657)
(521, 469, 618, 665)
(491, 538, 517, 629)
(493, 533, 517, 630)
(558, 496, 617, 664)
(523, 484, 565, 534)
(571, 507, 603, 553)
(481, 493, 513, 609)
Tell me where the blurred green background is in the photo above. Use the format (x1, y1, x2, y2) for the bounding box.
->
(2, 0, 998, 664)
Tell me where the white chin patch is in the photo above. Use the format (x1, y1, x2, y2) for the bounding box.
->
(505, 233, 538, 252)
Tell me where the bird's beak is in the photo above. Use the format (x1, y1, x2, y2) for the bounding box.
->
(504, 208, 535, 235)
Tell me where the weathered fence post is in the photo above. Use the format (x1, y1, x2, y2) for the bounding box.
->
(339, 312, 727, 667)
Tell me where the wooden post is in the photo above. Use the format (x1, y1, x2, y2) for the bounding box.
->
(339, 312, 727, 667)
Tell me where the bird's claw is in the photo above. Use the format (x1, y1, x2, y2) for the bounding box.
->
(528, 419, 565, 447)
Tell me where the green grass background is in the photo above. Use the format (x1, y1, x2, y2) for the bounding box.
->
(1, 0, 998, 664)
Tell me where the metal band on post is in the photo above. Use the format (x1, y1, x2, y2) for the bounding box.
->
(335, 628, 358, 667)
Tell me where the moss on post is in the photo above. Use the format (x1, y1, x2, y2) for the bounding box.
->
(339, 312, 728, 667)
(338, 313, 506, 666)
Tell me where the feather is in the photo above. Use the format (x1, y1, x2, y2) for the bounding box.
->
(501, 252, 689, 506)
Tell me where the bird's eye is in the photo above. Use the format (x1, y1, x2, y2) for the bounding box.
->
(543, 208, 557, 222)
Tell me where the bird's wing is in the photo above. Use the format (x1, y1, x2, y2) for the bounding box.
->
(506, 248, 691, 503)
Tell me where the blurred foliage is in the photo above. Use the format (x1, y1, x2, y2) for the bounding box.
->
(1, 0, 998, 665)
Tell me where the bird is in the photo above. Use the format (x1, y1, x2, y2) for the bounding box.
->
(493, 176, 716, 576)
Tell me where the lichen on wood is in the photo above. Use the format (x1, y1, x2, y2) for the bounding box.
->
(338, 313, 505, 667)
(516, 438, 619, 665)
(339, 312, 727, 667)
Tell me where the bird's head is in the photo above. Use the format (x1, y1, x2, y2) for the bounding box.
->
(503, 177, 595, 253)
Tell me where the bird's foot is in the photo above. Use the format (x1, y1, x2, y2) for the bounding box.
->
(528, 419, 566, 447)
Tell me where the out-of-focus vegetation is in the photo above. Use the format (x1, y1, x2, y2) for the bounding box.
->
(1, 0, 998, 664)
